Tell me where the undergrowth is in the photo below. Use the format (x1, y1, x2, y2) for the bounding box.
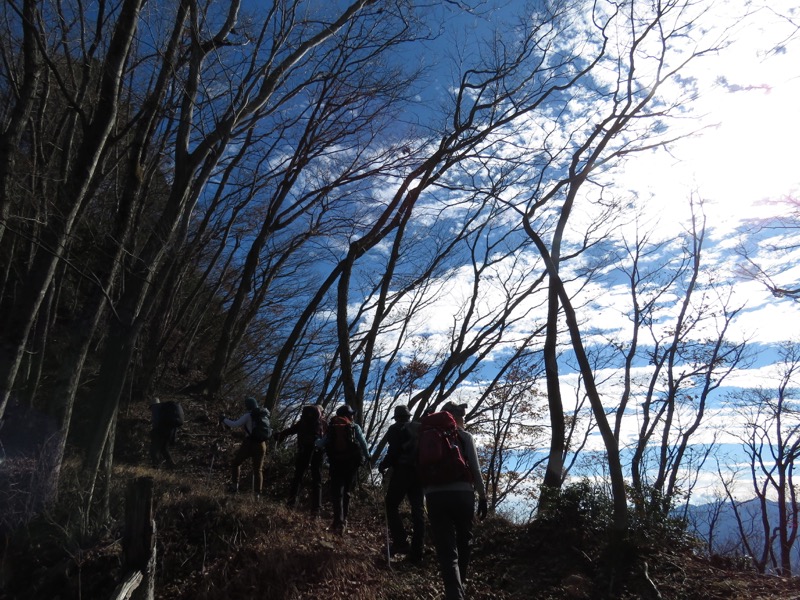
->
(2, 397, 800, 600)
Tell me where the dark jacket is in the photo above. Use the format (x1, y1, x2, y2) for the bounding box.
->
(380, 419, 419, 470)
(276, 406, 326, 447)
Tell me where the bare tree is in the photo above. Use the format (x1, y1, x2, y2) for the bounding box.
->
(0, 0, 146, 420)
(725, 342, 800, 575)
(609, 202, 749, 511)
(73, 0, 427, 516)
(474, 354, 549, 513)
(486, 0, 729, 533)
(736, 195, 800, 301)
(0, 0, 41, 245)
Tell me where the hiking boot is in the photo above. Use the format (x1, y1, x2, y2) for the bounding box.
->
(329, 520, 347, 535)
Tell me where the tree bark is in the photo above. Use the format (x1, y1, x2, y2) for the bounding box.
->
(121, 477, 156, 600)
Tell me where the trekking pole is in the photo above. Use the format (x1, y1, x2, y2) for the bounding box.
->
(379, 468, 393, 570)
(368, 467, 393, 570)
(206, 445, 217, 483)
(384, 473, 392, 570)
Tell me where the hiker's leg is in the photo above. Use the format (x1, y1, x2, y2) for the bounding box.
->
(408, 473, 426, 560)
(149, 430, 160, 466)
(251, 440, 266, 494)
(341, 462, 358, 523)
(288, 444, 312, 505)
(160, 428, 175, 466)
(310, 448, 323, 512)
(230, 441, 249, 489)
(452, 491, 475, 584)
(385, 469, 408, 547)
(329, 462, 345, 527)
(426, 491, 465, 600)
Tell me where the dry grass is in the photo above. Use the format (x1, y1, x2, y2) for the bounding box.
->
(3, 393, 800, 599)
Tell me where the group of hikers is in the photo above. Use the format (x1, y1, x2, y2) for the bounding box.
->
(149, 395, 487, 600)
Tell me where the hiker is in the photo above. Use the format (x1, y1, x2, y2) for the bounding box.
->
(274, 404, 327, 513)
(316, 404, 370, 534)
(219, 397, 272, 496)
(373, 404, 425, 563)
(419, 401, 488, 600)
(149, 397, 183, 468)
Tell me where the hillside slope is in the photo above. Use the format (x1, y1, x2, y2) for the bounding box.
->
(2, 392, 800, 599)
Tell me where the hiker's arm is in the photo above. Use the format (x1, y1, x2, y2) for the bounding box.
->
(224, 413, 249, 429)
(382, 425, 404, 468)
(275, 420, 300, 443)
(370, 430, 389, 464)
(355, 425, 370, 463)
(461, 431, 487, 500)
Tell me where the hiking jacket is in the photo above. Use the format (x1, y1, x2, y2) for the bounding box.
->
(150, 403, 176, 432)
(422, 428, 487, 500)
(380, 419, 418, 470)
(276, 416, 326, 448)
(223, 412, 257, 437)
(150, 403, 164, 431)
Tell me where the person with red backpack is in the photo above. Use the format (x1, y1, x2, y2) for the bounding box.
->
(418, 401, 487, 600)
(274, 404, 327, 514)
(316, 404, 369, 534)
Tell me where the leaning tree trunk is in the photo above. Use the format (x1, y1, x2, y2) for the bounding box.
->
(0, 0, 41, 245)
(528, 228, 629, 534)
(81, 316, 142, 522)
(540, 279, 566, 494)
(113, 477, 156, 600)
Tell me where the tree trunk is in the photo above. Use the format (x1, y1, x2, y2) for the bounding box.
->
(121, 477, 156, 600)
(528, 228, 628, 533)
(0, 0, 41, 245)
(541, 280, 566, 493)
(81, 318, 141, 519)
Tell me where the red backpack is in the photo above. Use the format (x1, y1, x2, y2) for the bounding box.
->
(416, 411, 473, 486)
(326, 415, 360, 462)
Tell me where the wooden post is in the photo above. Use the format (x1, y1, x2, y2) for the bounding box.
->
(117, 476, 155, 600)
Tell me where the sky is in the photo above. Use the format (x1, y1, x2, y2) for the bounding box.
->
(637, 4, 800, 240)
(308, 0, 800, 511)
(398, 0, 800, 505)
(567, 0, 800, 503)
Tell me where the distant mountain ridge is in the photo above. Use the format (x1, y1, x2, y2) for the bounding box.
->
(683, 498, 800, 572)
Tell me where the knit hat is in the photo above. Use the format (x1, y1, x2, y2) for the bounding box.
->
(336, 404, 355, 417)
(244, 397, 259, 411)
(393, 405, 411, 421)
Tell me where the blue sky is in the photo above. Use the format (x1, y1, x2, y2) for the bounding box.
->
(364, 0, 800, 504)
